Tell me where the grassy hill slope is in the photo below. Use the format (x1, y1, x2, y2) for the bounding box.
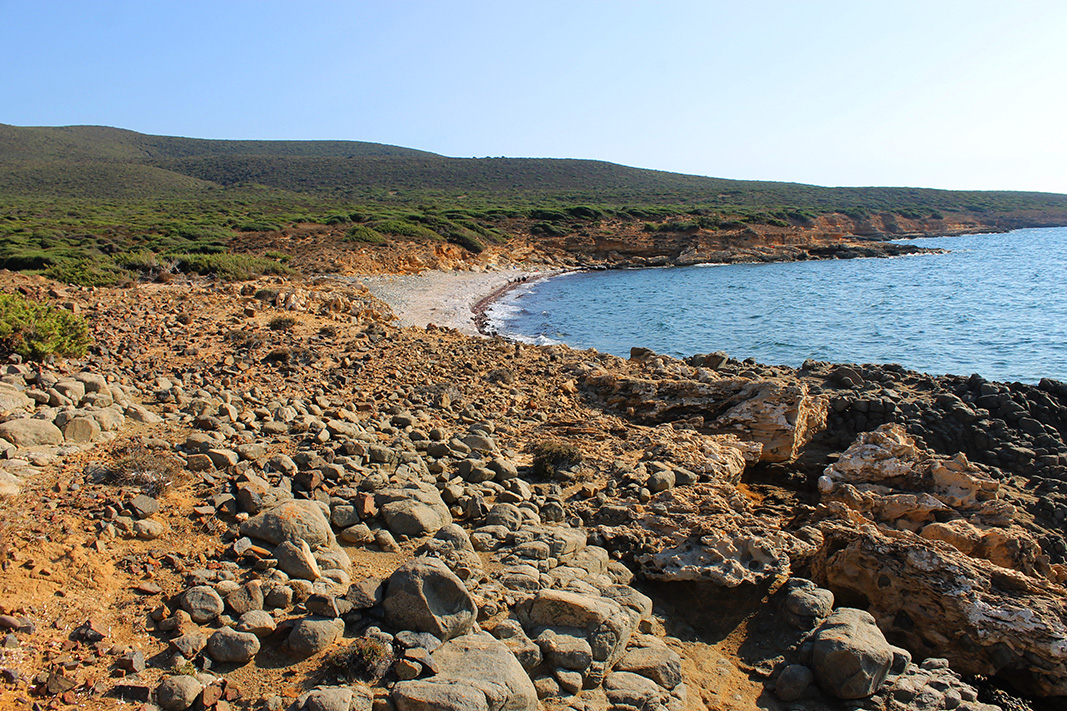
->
(3, 123, 1067, 286)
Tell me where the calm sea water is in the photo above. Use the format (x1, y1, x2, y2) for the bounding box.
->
(488, 227, 1067, 383)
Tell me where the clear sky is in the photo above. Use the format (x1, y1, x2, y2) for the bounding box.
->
(3, 1, 1067, 193)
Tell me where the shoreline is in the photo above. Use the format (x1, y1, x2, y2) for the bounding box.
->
(355, 268, 564, 336)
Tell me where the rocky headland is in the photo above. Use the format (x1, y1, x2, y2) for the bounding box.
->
(0, 264, 1065, 711)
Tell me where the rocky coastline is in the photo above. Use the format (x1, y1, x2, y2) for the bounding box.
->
(0, 268, 1064, 711)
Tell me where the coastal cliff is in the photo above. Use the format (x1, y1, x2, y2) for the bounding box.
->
(0, 269, 1064, 710)
(229, 210, 993, 276)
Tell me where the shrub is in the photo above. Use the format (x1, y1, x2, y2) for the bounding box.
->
(531, 441, 583, 479)
(169, 253, 292, 281)
(372, 219, 441, 240)
(565, 205, 604, 220)
(269, 315, 296, 331)
(44, 258, 131, 287)
(235, 220, 282, 232)
(325, 637, 394, 683)
(0, 292, 91, 360)
(345, 225, 386, 244)
(531, 222, 568, 237)
(95, 442, 182, 496)
(528, 208, 568, 222)
(448, 230, 485, 253)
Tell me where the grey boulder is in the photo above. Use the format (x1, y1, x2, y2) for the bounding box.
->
(809, 608, 894, 699)
(383, 557, 476, 641)
(392, 633, 536, 711)
(206, 626, 260, 664)
(288, 616, 345, 658)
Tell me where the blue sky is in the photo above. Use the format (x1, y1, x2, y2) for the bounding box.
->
(3, 1, 1067, 192)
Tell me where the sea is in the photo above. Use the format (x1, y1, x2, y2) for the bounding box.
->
(486, 226, 1067, 384)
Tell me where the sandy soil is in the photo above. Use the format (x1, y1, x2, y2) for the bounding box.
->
(351, 268, 554, 336)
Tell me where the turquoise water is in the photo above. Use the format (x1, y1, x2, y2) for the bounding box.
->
(489, 227, 1067, 383)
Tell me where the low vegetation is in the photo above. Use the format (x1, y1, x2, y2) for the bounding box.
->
(0, 292, 91, 360)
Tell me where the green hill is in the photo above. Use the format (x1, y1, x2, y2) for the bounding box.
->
(2, 123, 1067, 287)
(2, 124, 1067, 217)
(0, 123, 438, 162)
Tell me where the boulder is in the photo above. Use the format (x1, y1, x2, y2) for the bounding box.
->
(275, 539, 323, 580)
(515, 589, 643, 684)
(288, 616, 345, 658)
(206, 626, 260, 664)
(393, 633, 536, 711)
(0, 384, 31, 416)
(614, 642, 683, 689)
(181, 586, 224, 624)
(808, 608, 893, 699)
(414, 524, 482, 571)
(781, 578, 834, 629)
(155, 675, 203, 711)
(379, 484, 452, 538)
(240, 500, 333, 548)
(62, 416, 101, 443)
(383, 557, 476, 641)
(0, 419, 63, 448)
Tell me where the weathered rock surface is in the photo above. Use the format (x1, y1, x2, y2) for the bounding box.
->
(814, 517, 1067, 697)
(392, 633, 537, 711)
(383, 557, 477, 641)
(240, 499, 334, 548)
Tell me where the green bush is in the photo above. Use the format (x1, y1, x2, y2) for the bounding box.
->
(235, 220, 282, 232)
(44, 258, 130, 287)
(372, 219, 441, 240)
(448, 230, 485, 253)
(531, 222, 568, 237)
(345, 224, 386, 244)
(169, 253, 292, 281)
(0, 292, 91, 360)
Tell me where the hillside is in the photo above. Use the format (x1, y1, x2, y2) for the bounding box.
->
(1, 124, 1066, 217)
(2, 123, 1067, 286)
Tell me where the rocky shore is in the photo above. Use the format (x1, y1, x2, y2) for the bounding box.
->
(0, 268, 1064, 711)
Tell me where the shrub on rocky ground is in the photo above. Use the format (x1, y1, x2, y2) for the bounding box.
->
(0, 292, 91, 359)
(531, 441, 583, 478)
(96, 443, 182, 496)
(325, 636, 395, 683)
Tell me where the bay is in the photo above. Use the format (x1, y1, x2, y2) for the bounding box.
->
(488, 227, 1067, 383)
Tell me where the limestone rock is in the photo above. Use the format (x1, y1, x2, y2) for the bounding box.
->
(515, 588, 643, 684)
(814, 518, 1067, 697)
(600, 483, 814, 585)
(820, 424, 1046, 578)
(584, 371, 826, 463)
